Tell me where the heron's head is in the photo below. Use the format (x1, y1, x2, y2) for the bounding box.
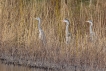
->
(86, 20, 93, 26)
(61, 19, 70, 25)
(35, 17, 40, 21)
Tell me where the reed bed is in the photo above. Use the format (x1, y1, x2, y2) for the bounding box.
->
(0, 0, 106, 70)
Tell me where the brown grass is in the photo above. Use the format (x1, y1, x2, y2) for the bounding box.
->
(0, 0, 106, 70)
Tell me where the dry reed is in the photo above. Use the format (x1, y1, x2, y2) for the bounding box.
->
(0, 0, 106, 70)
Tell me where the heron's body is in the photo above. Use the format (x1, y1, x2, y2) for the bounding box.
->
(39, 30, 45, 40)
(62, 19, 71, 44)
(35, 17, 46, 45)
(86, 20, 95, 41)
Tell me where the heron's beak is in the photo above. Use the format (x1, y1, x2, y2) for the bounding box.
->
(61, 20, 64, 22)
(86, 21, 89, 22)
(86, 21, 89, 23)
(35, 18, 37, 20)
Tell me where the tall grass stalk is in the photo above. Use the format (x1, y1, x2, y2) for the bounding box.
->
(0, 0, 106, 69)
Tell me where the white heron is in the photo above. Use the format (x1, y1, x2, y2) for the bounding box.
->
(86, 20, 95, 41)
(61, 19, 71, 44)
(35, 17, 46, 45)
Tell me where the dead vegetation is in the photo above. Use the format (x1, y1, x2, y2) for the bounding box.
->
(0, 0, 106, 70)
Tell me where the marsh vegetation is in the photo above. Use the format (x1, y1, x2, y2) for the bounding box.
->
(0, 0, 106, 70)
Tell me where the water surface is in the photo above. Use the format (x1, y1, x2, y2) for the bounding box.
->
(0, 62, 53, 71)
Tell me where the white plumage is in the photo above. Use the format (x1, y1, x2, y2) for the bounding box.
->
(62, 19, 71, 44)
(35, 17, 46, 45)
(86, 20, 95, 41)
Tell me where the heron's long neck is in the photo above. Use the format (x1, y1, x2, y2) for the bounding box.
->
(38, 20, 42, 32)
(66, 22, 69, 37)
(89, 23, 93, 34)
